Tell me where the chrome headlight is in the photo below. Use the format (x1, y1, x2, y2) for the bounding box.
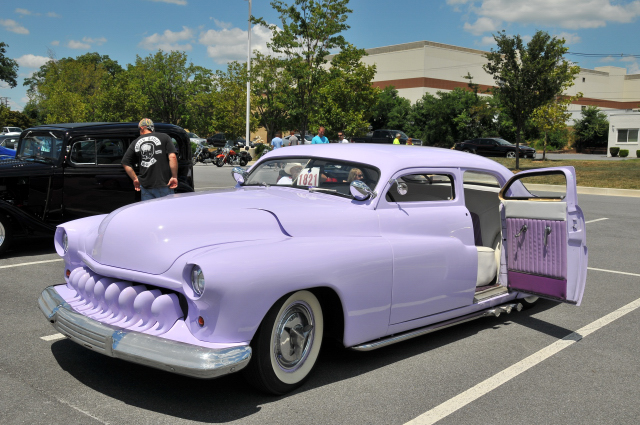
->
(62, 231, 68, 253)
(190, 265, 205, 297)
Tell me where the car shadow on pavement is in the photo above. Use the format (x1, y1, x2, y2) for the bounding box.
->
(49, 299, 568, 423)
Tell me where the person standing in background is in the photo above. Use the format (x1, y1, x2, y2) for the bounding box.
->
(312, 127, 329, 144)
(271, 131, 284, 149)
(288, 132, 299, 146)
(393, 133, 401, 145)
(338, 131, 349, 143)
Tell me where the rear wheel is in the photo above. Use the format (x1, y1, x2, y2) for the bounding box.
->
(240, 158, 248, 167)
(506, 151, 516, 158)
(0, 214, 12, 255)
(243, 290, 324, 395)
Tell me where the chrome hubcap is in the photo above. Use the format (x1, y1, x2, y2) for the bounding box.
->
(0, 221, 5, 246)
(274, 302, 314, 372)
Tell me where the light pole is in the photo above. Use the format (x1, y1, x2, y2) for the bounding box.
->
(245, 0, 252, 147)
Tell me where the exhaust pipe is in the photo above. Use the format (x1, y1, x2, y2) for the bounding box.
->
(486, 303, 523, 318)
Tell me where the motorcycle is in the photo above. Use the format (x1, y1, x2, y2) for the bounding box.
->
(192, 143, 217, 165)
(214, 144, 252, 167)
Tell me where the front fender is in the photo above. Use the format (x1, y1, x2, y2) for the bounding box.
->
(186, 237, 393, 347)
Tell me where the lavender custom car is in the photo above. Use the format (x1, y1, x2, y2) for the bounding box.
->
(38, 144, 588, 394)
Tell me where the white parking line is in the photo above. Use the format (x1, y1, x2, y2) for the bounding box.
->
(0, 259, 62, 269)
(585, 218, 608, 224)
(587, 267, 640, 277)
(40, 333, 66, 342)
(405, 296, 640, 425)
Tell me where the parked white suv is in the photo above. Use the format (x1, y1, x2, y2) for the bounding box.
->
(1, 127, 22, 136)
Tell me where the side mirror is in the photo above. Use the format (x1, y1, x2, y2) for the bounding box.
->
(231, 167, 249, 185)
(390, 178, 408, 195)
(350, 180, 377, 201)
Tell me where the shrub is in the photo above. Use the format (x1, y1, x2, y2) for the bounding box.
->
(254, 143, 271, 158)
(191, 142, 198, 155)
(619, 149, 629, 158)
(610, 147, 620, 157)
(637, 150, 640, 158)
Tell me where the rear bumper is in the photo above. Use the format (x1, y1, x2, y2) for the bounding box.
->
(38, 285, 252, 379)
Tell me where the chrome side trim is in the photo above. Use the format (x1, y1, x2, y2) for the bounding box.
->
(350, 303, 522, 352)
(38, 285, 252, 379)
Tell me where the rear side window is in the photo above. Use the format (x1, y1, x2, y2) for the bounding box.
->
(386, 173, 455, 203)
(70, 138, 126, 165)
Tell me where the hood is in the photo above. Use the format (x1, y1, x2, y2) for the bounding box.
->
(89, 188, 378, 274)
(0, 158, 54, 176)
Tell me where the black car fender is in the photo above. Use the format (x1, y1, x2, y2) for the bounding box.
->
(0, 199, 57, 236)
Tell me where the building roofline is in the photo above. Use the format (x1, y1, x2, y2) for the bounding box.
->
(363, 40, 489, 56)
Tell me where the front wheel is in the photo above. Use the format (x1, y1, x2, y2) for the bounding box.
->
(243, 290, 324, 395)
(0, 214, 12, 255)
(191, 156, 198, 165)
(506, 151, 516, 158)
(215, 158, 224, 167)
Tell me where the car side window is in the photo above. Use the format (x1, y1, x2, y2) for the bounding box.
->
(70, 141, 97, 165)
(385, 173, 455, 203)
(96, 139, 125, 164)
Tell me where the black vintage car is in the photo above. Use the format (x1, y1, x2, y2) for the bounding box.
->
(454, 137, 537, 158)
(0, 122, 194, 254)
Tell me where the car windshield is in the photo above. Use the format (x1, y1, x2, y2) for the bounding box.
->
(495, 139, 513, 146)
(17, 133, 64, 163)
(188, 132, 200, 138)
(395, 131, 409, 139)
(7, 127, 21, 133)
(245, 157, 380, 198)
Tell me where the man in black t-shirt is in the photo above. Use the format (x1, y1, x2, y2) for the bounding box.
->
(122, 118, 178, 201)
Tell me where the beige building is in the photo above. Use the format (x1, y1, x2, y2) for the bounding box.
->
(361, 41, 640, 118)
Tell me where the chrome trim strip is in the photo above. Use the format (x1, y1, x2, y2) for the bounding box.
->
(38, 285, 252, 379)
(350, 303, 522, 352)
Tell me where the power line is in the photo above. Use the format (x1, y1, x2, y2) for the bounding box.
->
(568, 52, 640, 59)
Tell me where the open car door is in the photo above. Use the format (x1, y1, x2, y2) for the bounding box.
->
(499, 166, 588, 305)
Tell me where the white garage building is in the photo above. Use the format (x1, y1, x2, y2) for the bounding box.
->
(361, 41, 640, 119)
(607, 112, 640, 157)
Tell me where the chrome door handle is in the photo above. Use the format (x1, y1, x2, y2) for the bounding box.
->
(515, 224, 527, 238)
(544, 226, 552, 246)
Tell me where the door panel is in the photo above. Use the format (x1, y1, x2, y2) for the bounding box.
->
(500, 167, 587, 305)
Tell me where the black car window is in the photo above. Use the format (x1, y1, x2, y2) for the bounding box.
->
(96, 139, 126, 165)
(70, 140, 97, 165)
(18, 133, 64, 163)
(386, 173, 455, 203)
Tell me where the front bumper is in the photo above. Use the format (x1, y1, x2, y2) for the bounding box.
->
(38, 285, 252, 379)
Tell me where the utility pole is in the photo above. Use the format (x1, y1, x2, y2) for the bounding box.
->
(0, 97, 9, 108)
(245, 0, 252, 147)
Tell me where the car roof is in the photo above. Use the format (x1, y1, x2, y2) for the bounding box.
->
(263, 144, 512, 177)
(23, 122, 185, 134)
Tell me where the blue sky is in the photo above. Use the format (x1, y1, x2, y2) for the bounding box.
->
(1, 0, 639, 111)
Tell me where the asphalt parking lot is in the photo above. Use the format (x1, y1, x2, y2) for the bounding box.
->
(1, 165, 639, 424)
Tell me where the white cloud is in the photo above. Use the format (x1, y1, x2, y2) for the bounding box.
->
(82, 36, 107, 46)
(15, 8, 35, 15)
(555, 32, 581, 44)
(47, 12, 61, 18)
(146, 0, 187, 5)
(0, 19, 29, 35)
(139, 26, 194, 51)
(15, 54, 51, 68)
(478, 36, 497, 46)
(599, 56, 616, 63)
(212, 18, 233, 29)
(627, 61, 639, 74)
(453, 0, 640, 35)
(199, 25, 274, 64)
(68, 40, 91, 49)
(464, 17, 500, 35)
(51, 40, 59, 46)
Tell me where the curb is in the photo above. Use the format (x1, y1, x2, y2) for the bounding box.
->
(528, 184, 640, 198)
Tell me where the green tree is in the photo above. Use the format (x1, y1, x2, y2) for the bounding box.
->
(128, 51, 209, 126)
(572, 106, 609, 151)
(370, 86, 412, 132)
(253, 0, 352, 139)
(0, 42, 19, 88)
(213, 61, 259, 140)
(531, 70, 582, 159)
(250, 52, 291, 141)
(484, 30, 580, 168)
(314, 43, 378, 137)
(0, 104, 32, 129)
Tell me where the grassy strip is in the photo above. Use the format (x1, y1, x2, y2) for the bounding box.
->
(492, 158, 640, 190)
